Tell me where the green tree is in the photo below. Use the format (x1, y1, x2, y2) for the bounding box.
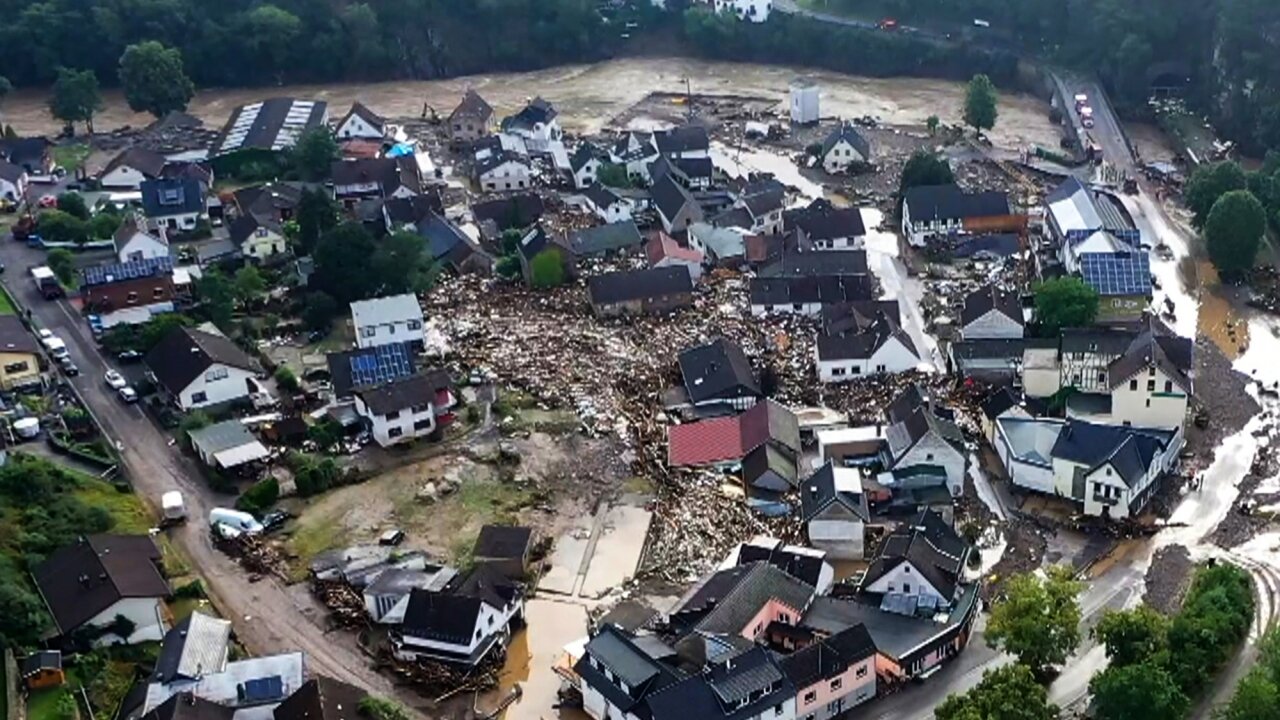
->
(312, 222, 376, 303)
(47, 247, 76, 285)
(236, 477, 280, 514)
(40, 212, 88, 247)
(898, 150, 955, 199)
(1220, 670, 1280, 720)
(1094, 606, 1169, 667)
(371, 230, 428, 295)
(1034, 277, 1099, 337)
(291, 126, 339, 181)
(274, 366, 300, 393)
(963, 73, 998, 135)
(244, 5, 303, 80)
(597, 163, 631, 188)
(301, 291, 338, 333)
(197, 271, 235, 328)
(0, 577, 50, 646)
(1091, 662, 1188, 720)
(49, 67, 103, 134)
(90, 212, 123, 239)
(53, 690, 77, 720)
(1205, 189, 1265, 281)
(56, 192, 89, 220)
(233, 265, 266, 307)
(926, 114, 941, 135)
(1185, 161, 1248, 229)
(296, 189, 341, 255)
(530, 250, 566, 289)
(986, 565, 1083, 676)
(119, 41, 196, 118)
(358, 696, 410, 720)
(935, 664, 1057, 720)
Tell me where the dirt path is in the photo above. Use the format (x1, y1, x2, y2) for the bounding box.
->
(1, 57, 1061, 151)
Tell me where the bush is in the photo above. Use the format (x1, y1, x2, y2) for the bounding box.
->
(173, 579, 205, 599)
(236, 478, 280, 515)
(274, 366, 300, 393)
(301, 291, 338, 333)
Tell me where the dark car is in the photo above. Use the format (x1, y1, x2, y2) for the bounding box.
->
(261, 510, 293, 533)
(116, 349, 143, 363)
(379, 529, 406, 546)
(57, 356, 79, 376)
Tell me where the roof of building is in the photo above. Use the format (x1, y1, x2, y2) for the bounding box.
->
(214, 98, 328, 155)
(644, 232, 703, 267)
(815, 315, 917, 361)
(82, 256, 174, 288)
(339, 102, 385, 132)
(574, 624, 684, 716)
(887, 405, 965, 459)
(709, 206, 755, 232)
(1107, 328, 1193, 393)
(741, 443, 798, 491)
(951, 338, 1026, 362)
(141, 178, 205, 218)
(645, 646, 791, 720)
(155, 611, 232, 683)
(233, 182, 311, 223)
(102, 147, 168, 179)
(416, 211, 471, 261)
(980, 386, 1020, 420)
(142, 693, 236, 720)
(584, 183, 625, 211)
(668, 399, 800, 467)
(326, 342, 416, 398)
(903, 184, 1010, 223)
(952, 232, 1021, 259)
(820, 300, 900, 336)
(331, 157, 420, 196)
(146, 327, 260, 396)
(749, 275, 875, 307)
(0, 160, 25, 183)
(475, 148, 528, 177)
(961, 284, 1023, 327)
(355, 369, 451, 416)
(568, 221, 643, 256)
(688, 223, 749, 260)
(1046, 178, 1133, 236)
(114, 214, 169, 250)
(778, 623, 875, 688)
(472, 194, 545, 230)
(651, 175, 698, 225)
(786, 199, 867, 240)
(821, 122, 871, 160)
(272, 676, 368, 720)
(1079, 252, 1152, 297)
(473, 525, 532, 561)
(887, 384, 927, 425)
(228, 214, 283, 246)
(33, 534, 168, 634)
(1049, 419, 1173, 487)
(451, 90, 494, 122)
(570, 143, 600, 173)
(678, 338, 760, 405)
(740, 187, 785, 220)
(800, 462, 871, 523)
(685, 562, 815, 636)
(734, 540, 827, 588)
(20, 651, 61, 678)
(350, 293, 422, 330)
(862, 509, 968, 599)
(0, 314, 40, 355)
(401, 590, 486, 645)
(758, 250, 868, 277)
(384, 193, 444, 228)
(588, 266, 693, 307)
(803, 588, 977, 660)
(501, 97, 558, 131)
(654, 125, 710, 156)
(0, 136, 51, 167)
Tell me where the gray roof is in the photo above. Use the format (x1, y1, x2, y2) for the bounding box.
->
(585, 625, 664, 688)
(815, 315, 917, 361)
(187, 420, 259, 457)
(355, 370, 451, 415)
(568, 222, 643, 256)
(155, 612, 232, 682)
(350, 293, 422, 329)
(587, 267, 693, 307)
(862, 509, 968, 599)
(33, 535, 168, 634)
(689, 223, 747, 260)
(1049, 419, 1173, 488)
(785, 199, 867, 240)
(800, 462, 870, 523)
(887, 406, 965, 459)
(141, 178, 205, 218)
(960, 284, 1023, 327)
(822, 122, 871, 159)
(692, 562, 815, 635)
(0, 315, 40, 355)
(678, 338, 760, 404)
(450, 90, 494, 122)
(749, 275, 875, 307)
(0, 160, 25, 183)
(651, 174, 699, 225)
(654, 125, 710, 156)
(214, 98, 328, 155)
(903, 184, 1009, 223)
(759, 250, 868, 277)
(1107, 330, 1193, 393)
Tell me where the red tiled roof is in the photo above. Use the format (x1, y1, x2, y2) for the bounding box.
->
(668, 415, 745, 467)
(646, 232, 703, 267)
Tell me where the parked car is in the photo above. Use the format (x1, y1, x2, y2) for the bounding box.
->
(116, 349, 143, 363)
(118, 386, 138, 403)
(58, 356, 79, 376)
(379, 529, 406, 546)
(37, 195, 57, 209)
(261, 510, 293, 533)
(104, 370, 127, 389)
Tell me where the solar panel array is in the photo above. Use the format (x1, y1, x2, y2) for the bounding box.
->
(220, 102, 263, 152)
(1080, 252, 1151, 296)
(82, 256, 174, 287)
(349, 342, 414, 389)
(241, 676, 284, 703)
(273, 101, 318, 151)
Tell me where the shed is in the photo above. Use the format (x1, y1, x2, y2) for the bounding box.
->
(187, 420, 270, 470)
(472, 525, 534, 579)
(21, 651, 65, 690)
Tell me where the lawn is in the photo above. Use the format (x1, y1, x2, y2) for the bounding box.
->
(51, 144, 92, 175)
(26, 686, 73, 720)
(72, 477, 152, 534)
(0, 287, 16, 315)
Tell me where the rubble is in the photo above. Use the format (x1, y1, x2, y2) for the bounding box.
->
(312, 579, 368, 629)
(1143, 544, 1194, 615)
(380, 649, 504, 702)
(212, 532, 290, 579)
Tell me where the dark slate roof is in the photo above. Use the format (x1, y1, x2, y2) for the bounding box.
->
(472, 194, 545, 230)
(1107, 331, 1193, 393)
(710, 206, 754, 231)
(645, 647, 792, 720)
(960, 284, 1023, 327)
(1061, 326, 1143, 356)
(140, 178, 205, 218)
(33, 535, 168, 634)
(740, 443, 798, 491)
(652, 175, 697, 224)
(0, 315, 40, 355)
(233, 182, 311, 223)
(451, 90, 494, 122)
(980, 386, 1020, 420)
(574, 625, 683, 717)
(501, 97, 558, 131)
(452, 563, 521, 611)
(821, 122, 872, 159)
(685, 563, 815, 636)
(143, 694, 236, 720)
(676, 157, 714, 179)
(228, 214, 282, 245)
(903, 184, 1010, 222)
(890, 406, 965, 457)
(331, 157, 420, 196)
(952, 232, 1021, 259)
(759, 250, 868, 277)
(401, 590, 483, 645)
(385, 193, 444, 227)
(473, 525, 532, 561)
(588, 267, 693, 307)
(0, 136, 50, 169)
(102, 147, 167, 179)
(20, 651, 61, 677)
(584, 183, 624, 210)
(778, 623, 875, 687)
(800, 462, 870, 523)
(951, 339, 1025, 361)
(568, 222, 643, 256)
(354, 369, 451, 415)
(820, 300, 900, 336)
(815, 315, 917, 361)
(272, 677, 368, 720)
(417, 212, 471, 260)
(214, 98, 328, 155)
(476, 149, 528, 177)
(0, 160, 24, 183)
(678, 338, 760, 404)
(146, 327, 260, 396)
(654, 125, 710, 156)
(887, 385, 926, 425)
(736, 542, 825, 588)
(749, 275, 875, 306)
(1049, 420, 1173, 487)
(786, 199, 867, 240)
(571, 143, 600, 173)
(740, 187, 785, 219)
(862, 509, 968, 599)
(585, 625, 664, 688)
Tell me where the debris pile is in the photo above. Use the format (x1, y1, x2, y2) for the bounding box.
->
(382, 649, 504, 701)
(312, 579, 368, 628)
(212, 533, 289, 579)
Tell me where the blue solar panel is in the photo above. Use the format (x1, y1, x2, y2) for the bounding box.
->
(82, 257, 174, 287)
(1080, 252, 1151, 296)
(241, 676, 284, 703)
(349, 342, 414, 388)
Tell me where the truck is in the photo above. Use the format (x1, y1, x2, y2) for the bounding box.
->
(162, 491, 187, 526)
(1080, 105, 1095, 128)
(31, 266, 62, 299)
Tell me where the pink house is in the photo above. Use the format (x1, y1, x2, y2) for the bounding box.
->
(780, 625, 877, 720)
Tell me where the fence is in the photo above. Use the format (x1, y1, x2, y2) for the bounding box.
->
(3, 647, 20, 720)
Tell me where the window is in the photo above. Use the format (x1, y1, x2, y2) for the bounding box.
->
(1147, 380, 1156, 392)
(153, 287, 165, 299)
(1145, 399, 1151, 408)
(1130, 379, 1138, 391)
(1149, 367, 1157, 376)
(127, 291, 139, 303)
(361, 327, 376, 338)
(413, 419, 434, 432)
(925, 453, 934, 461)
(408, 319, 422, 331)
(832, 367, 846, 376)
(803, 691, 817, 704)
(1165, 381, 1174, 393)
(3, 361, 28, 374)
(876, 364, 886, 372)
(1072, 374, 1081, 385)
(388, 427, 403, 438)
(793, 303, 803, 311)
(1098, 372, 1106, 383)
(190, 391, 208, 404)
(386, 410, 401, 420)
(830, 678, 842, 691)
(488, 616, 494, 627)
(903, 583, 911, 593)
(856, 665, 868, 678)
(205, 367, 228, 382)
(773, 705, 783, 716)
(852, 366, 862, 375)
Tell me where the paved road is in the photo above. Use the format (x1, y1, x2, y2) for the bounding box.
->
(0, 239, 426, 712)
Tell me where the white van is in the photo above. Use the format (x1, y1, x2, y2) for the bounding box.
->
(209, 508, 264, 537)
(44, 337, 68, 359)
(162, 491, 187, 522)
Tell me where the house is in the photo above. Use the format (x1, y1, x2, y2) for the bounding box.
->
(960, 284, 1023, 340)
(140, 693, 236, 720)
(99, 147, 167, 190)
(583, 184, 633, 223)
(790, 78, 820, 125)
(652, 175, 704, 234)
(476, 150, 532, 192)
(353, 370, 455, 447)
(994, 417, 1180, 518)
(900, 184, 1014, 247)
(821, 123, 871, 174)
(515, 226, 575, 285)
(187, 420, 270, 471)
(0, 160, 28, 202)
(21, 651, 65, 690)
(979, 386, 1032, 444)
(951, 232, 1022, 262)
(335, 102, 388, 140)
(81, 257, 177, 329)
(449, 90, 496, 145)
(1100, 331, 1193, 430)
(645, 232, 704, 282)
(228, 214, 288, 261)
(949, 339, 1026, 382)
(654, 125, 711, 161)
(859, 509, 969, 613)
(213, 98, 329, 157)
(646, 648, 794, 720)
(568, 221, 644, 259)
(1061, 229, 1138, 274)
(500, 97, 562, 143)
(574, 624, 685, 720)
(417, 212, 489, 275)
(350, 293, 425, 350)
(667, 398, 800, 468)
(331, 157, 421, 204)
(273, 677, 369, 720)
(393, 564, 524, 665)
(734, 181, 787, 236)
(0, 136, 53, 176)
(667, 560, 815, 640)
(787, 199, 866, 250)
(759, 250, 868, 278)
(779, 624, 877, 720)
(141, 178, 206, 232)
(472, 194, 545, 234)
(571, 144, 603, 189)
(688, 222, 751, 266)
(884, 386, 967, 497)
(801, 463, 871, 560)
(815, 308, 919, 382)
(721, 537, 834, 594)
(1043, 177, 1137, 248)
(472, 525, 534, 579)
(0, 315, 43, 390)
(233, 182, 312, 226)
(816, 425, 889, 469)
(587, 267, 694, 318)
(152, 612, 232, 685)
(749, 275, 876, 318)
(144, 648, 305, 715)
(649, 155, 715, 191)
(711, 0, 773, 23)
(1080, 252, 1152, 322)
(33, 534, 169, 645)
(382, 193, 445, 230)
(363, 566, 458, 625)
(610, 132, 661, 183)
(114, 215, 170, 263)
(145, 326, 262, 410)
(678, 338, 760, 413)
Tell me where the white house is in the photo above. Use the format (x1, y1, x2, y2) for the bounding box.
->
(575, 624, 683, 720)
(788, 199, 866, 250)
(141, 178, 206, 233)
(0, 160, 29, 202)
(393, 565, 523, 666)
(610, 132, 660, 183)
(821, 123, 871, 174)
(790, 78, 820, 125)
(500, 97, 562, 143)
(884, 387, 968, 497)
(335, 102, 388, 140)
(99, 147, 167, 190)
(959, 284, 1024, 340)
(583, 184, 633, 224)
(145, 326, 262, 410)
(653, 125, 711, 161)
(363, 566, 458, 625)
(229, 214, 288, 261)
(1105, 351, 1191, 430)
(900, 184, 1010, 247)
(477, 152, 532, 192)
(331, 157, 421, 203)
(571, 144, 602, 189)
(859, 509, 969, 610)
(33, 535, 170, 646)
(353, 371, 455, 447)
(801, 463, 871, 560)
(113, 215, 170, 263)
(350, 293, 425, 350)
(815, 312, 920, 382)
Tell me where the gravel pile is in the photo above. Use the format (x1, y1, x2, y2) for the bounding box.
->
(1185, 337, 1259, 456)
(1143, 544, 1194, 615)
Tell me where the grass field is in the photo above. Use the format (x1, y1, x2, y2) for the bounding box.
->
(51, 144, 91, 174)
(72, 478, 152, 534)
(0, 287, 16, 315)
(26, 686, 74, 720)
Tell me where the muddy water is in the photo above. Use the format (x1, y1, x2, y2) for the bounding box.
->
(483, 598, 590, 720)
(1, 57, 1061, 150)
